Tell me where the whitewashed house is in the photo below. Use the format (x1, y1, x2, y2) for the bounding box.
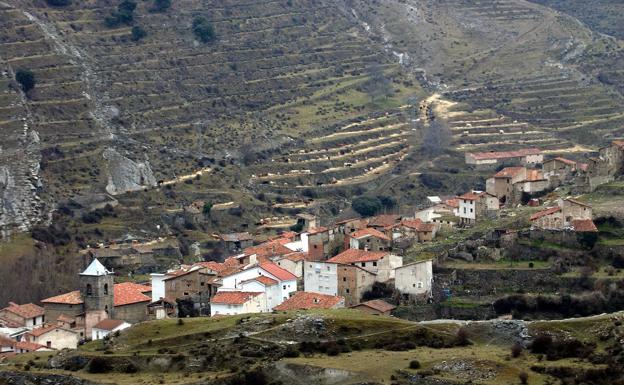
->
(210, 292, 266, 316)
(91, 319, 131, 340)
(394, 260, 434, 300)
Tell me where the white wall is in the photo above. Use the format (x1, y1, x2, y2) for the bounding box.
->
(91, 322, 131, 340)
(304, 262, 338, 295)
(210, 293, 266, 316)
(29, 329, 79, 350)
(150, 274, 167, 302)
(395, 260, 433, 296)
(25, 316, 44, 329)
(459, 199, 476, 220)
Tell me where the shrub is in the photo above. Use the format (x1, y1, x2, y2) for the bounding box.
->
(519, 371, 528, 385)
(177, 318, 185, 326)
(105, 0, 137, 27)
(455, 327, 471, 346)
(409, 360, 421, 369)
(192, 16, 216, 43)
(46, 0, 71, 6)
(530, 334, 552, 354)
(282, 346, 300, 358)
(131, 26, 147, 41)
(511, 343, 523, 358)
(351, 196, 382, 217)
(151, 0, 171, 12)
(15, 69, 36, 93)
(87, 357, 112, 373)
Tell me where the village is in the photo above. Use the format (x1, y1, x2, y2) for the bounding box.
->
(0, 139, 623, 357)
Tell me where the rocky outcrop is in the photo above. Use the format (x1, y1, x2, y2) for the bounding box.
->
(0, 371, 102, 385)
(103, 148, 157, 195)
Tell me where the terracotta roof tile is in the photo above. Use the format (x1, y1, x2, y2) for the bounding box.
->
(0, 336, 15, 348)
(3, 303, 44, 319)
(355, 299, 396, 313)
(328, 249, 389, 264)
(564, 198, 591, 208)
(241, 276, 278, 286)
(306, 226, 329, 235)
(400, 219, 436, 232)
(549, 157, 577, 166)
(350, 228, 391, 241)
(494, 167, 525, 178)
(41, 291, 83, 305)
(530, 207, 561, 221)
(26, 324, 61, 337)
(282, 252, 306, 262)
(114, 282, 151, 307)
(260, 262, 297, 281)
(368, 215, 401, 228)
(458, 191, 489, 201)
(572, 219, 598, 232)
(211, 291, 262, 305)
(444, 198, 460, 208)
(244, 241, 293, 258)
(274, 292, 343, 311)
(93, 319, 127, 331)
(15, 341, 49, 351)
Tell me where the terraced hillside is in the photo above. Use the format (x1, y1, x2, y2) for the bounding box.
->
(0, 0, 414, 235)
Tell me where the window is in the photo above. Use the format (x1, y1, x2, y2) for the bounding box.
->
(46, 341, 51, 348)
(345, 288, 350, 294)
(372, 261, 377, 267)
(343, 277, 346, 282)
(361, 262, 365, 267)
(470, 208, 473, 213)
(417, 282, 423, 288)
(413, 283, 416, 287)
(103, 283, 108, 295)
(283, 285, 286, 290)
(463, 208, 466, 214)
(314, 245, 318, 249)
(86, 284, 92, 296)
(326, 266, 330, 271)
(201, 282, 205, 286)
(183, 292, 189, 296)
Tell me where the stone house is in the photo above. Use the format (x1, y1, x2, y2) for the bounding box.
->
(530, 198, 594, 230)
(457, 191, 499, 225)
(513, 169, 549, 198)
(367, 215, 402, 231)
(112, 282, 152, 324)
(394, 260, 434, 302)
(543, 157, 585, 180)
(0, 303, 45, 329)
(91, 319, 131, 341)
(580, 140, 624, 191)
(465, 148, 543, 168)
(274, 252, 306, 278)
(530, 207, 563, 230)
(560, 198, 593, 224)
(295, 213, 318, 231)
(348, 228, 392, 251)
(163, 268, 219, 307)
(306, 227, 338, 261)
(219, 232, 254, 254)
(303, 261, 376, 306)
(392, 219, 437, 242)
(23, 324, 79, 350)
(210, 292, 266, 316)
(486, 167, 527, 204)
(327, 249, 403, 282)
(273, 291, 344, 311)
(351, 299, 396, 316)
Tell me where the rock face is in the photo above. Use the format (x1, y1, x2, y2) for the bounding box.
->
(0, 371, 102, 385)
(103, 148, 157, 195)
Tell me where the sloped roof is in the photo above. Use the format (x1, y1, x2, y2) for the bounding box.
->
(26, 324, 64, 337)
(15, 341, 49, 351)
(114, 282, 151, 307)
(281, 252, 306, 262)
(211, 291, 262, 305)
(0, 336, 15, 348)
(307, 226, 329, 235)
(468, 148, 541, 161)
(80, 259, 112, 276)
(241, 276, 278, 286)
(564, 198, 591, 208)
(350, 227, 391, 241)
(571, 219, 598, 232)
(444, 198, 460, 208)
(41, 290, 84, 305)
(220, 232, 253, 242)
(328, 249, 389, 264)
(458, 191, 486, 201)
(194, 259, 243, 277)
(546, 157, 577, 166)
(400, 219, 436, 232)
(494, 167, 525, 178)
(355, 299, 396, 313)
(260, 262, 297, 281)
(93, 319, 127, 331)
(3, 303, 44, 319)
(273, 292, 343, 311)
(368, 214, 401, 228)
(524, 169, 545, 182)
(244, 241, 293, 258)
(530, 207, 561, 221)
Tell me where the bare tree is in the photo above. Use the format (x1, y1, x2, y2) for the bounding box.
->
(422, 118, 452, 156)
(363, 64, 393, 102)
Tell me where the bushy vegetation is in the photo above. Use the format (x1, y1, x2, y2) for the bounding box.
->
(362, 282, 394, 301)
(15, 69, 35, 93)
(81, 204, 116, 224)
(46, 0, 71, 6)
(351, 195, 396, 217)
(105, 0, 137, 27)
(31, 225, 71, 246)
(131, 26, 147, 41)
(529, 333, 595, 360)
(150, 0, 172, 12)
(192, 16, 216, 43)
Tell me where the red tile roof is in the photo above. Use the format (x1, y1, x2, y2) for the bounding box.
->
(494, 167, 525, 178)
(244, 241, 293, 258)
(307, 226, 329, 235)
(328, 249, 389, 264)
(400, 219, 436, 232)
(355, 299, 396, 313)
(457, 191, 487, 201)
(444, 198, 460, 208)
(211, 291, 262, 305)
(525, 169, 545, 182)
(577, 163, 588, 172)
(41, 290, 84, 305)
(549, 157, 577, 166)
(15, 341, 49, 351)
(368, 214, 401, 228)
(0, 336, 15, 348)
(571, 219, 598, 232)
(241, 276, 278, 286)
(3, 303, 44, 319)
(282, 252, 306, 262)
(350, 227, 391, 241)
(114, 282, 151, 307)
(469, 148, 541, 161)
(26, 324, 61, 337)
(273, 292, 343, 311)
(530, 207, 561, 221)
(260, 262, 297, 281)
(93, 319, 127, 331)
(194, 259, 243, 277)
